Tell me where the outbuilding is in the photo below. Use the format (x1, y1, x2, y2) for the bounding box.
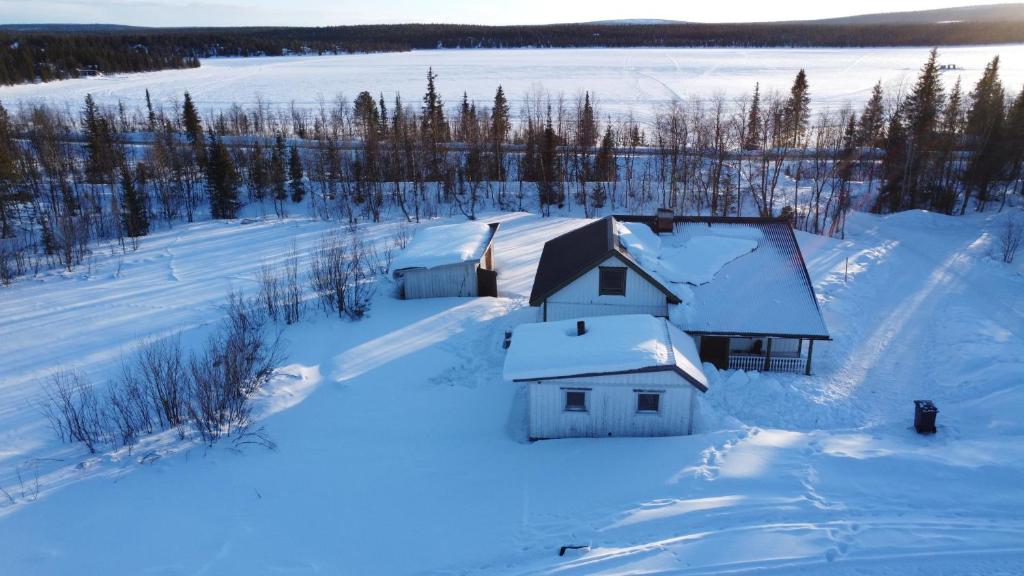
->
(392, 221, 499, 299)
(504, 314, 708, 440)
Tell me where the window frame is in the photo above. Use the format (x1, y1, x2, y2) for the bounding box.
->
(635, 390, 662, 414)
(563, 388, 589, 412)
(598, 266, 627, 296)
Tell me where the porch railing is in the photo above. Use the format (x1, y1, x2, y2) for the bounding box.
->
(728, 354, 805, 374)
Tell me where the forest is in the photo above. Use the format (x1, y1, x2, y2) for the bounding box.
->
(0, 50, 1022, 287)
(5, 20, 1024, 85)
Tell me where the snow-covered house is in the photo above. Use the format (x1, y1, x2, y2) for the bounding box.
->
(529, 215, 829, 374)
(392, 221, 499, 299)
(504, 314, 708, 440)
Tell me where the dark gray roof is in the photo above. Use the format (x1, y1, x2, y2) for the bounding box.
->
(529, 217, 680, 307)
(616, 215, 830, 340)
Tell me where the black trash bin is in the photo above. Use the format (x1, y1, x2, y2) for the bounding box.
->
(914, 400, 938, 434)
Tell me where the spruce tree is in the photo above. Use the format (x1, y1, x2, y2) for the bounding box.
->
(421, 67, 447, 142)
(539, 108, 563, 212)
(595, 126, 617, 182)
(783, 70, 810, 146)
(206, 134, 240, 219)
(1000, 88, 1024, 209)
(182, 92, 205, 166)
(962, 56, 1006, 211)
(744, 83, 761, 150)
(270, 135, 287, 213)
(120, 164, 149, 238)
(82, 94, 119, 184)
(0, 101, 18, 239)
(901, 47, 945, 208)
(491, 85, 510, 180)
(858, 81, 886, 148)
(288, 145, 305, 203)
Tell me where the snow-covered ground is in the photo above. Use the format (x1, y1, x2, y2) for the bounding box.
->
(1, 206, 1023, 574)
(2, 46, 1024, 119)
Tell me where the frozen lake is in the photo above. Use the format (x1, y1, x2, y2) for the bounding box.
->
(2, 46, 1024, 120)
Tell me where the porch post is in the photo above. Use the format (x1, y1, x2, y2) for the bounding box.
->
(805, 339, 815, 375)
(763, 337, 773, 372)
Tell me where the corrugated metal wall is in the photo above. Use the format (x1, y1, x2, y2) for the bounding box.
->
(527, 371, 695, 439)
(400, 262, 479, 299)
(545, 256, 669, 321)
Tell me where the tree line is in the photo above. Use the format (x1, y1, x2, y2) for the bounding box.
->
(5, 20, 1024, 85)
(1, 51, 1022, 285)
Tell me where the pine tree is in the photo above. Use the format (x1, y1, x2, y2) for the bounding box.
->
(206, 134, 240, 219)
(288, 145, 305, 203)
(783, 70, 810, 145)
(743, 83, 761, 150)
(120, 164, 149, 238)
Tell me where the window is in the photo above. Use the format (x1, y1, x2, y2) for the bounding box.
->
(564, 389, 588, 412)
(599, 267, 627, 296)
(636, 392, 661, 413)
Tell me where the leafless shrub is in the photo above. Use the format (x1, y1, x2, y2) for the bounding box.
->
(40, 371, 108, 454)
(309, 231, 350, 317)
(999, 215, 1022, 264)
(282, 250, 302, 325)
(187, 292, 283, 445)
(392, 222, 413, 250)
(345, 238, 376, 319)
(257, 263, 282, 322)
(309, 231, 377, 319)
(136, 336, 188, 432)
(107, 364, 155, 447)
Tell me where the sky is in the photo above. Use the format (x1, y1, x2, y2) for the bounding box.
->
(0, 0, 1010, 27)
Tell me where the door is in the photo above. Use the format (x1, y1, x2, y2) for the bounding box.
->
(699, 336, 730, 370)
(477, 267, 498, 298)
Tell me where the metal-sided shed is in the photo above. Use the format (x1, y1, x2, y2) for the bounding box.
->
(504, 314, 708, 440)
(392, 221, 499, 299)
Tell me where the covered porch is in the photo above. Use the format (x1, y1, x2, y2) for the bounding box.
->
(696, 335, 824, 375)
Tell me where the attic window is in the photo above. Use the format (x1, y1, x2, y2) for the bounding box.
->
(598, 267, 627, 296)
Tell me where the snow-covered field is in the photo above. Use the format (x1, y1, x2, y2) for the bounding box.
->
(1, 203, 1023, 574)
(2, 46, 1024, 118)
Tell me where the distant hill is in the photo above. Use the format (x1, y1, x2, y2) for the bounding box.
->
(583, 19, 686, 26)
(806, 3, 1024, 25)
(0, 23, 147, 32)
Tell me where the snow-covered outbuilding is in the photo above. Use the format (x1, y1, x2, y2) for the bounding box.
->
(529, 215, 829, 374)
(392, 221, 499, 299)
(504, 314, 708, 440)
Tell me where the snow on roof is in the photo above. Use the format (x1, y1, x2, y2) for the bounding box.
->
(619, 219, 829, 339)
(391, 221, 496, 272)
(618, 221, 758, 285)
(503, 314, 708, 390)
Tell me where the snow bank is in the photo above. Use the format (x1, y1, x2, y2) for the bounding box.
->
(503, 314, 705, 386)
(391, 221, 493, 271)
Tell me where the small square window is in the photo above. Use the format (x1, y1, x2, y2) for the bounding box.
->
(599, 267, 627, 296)
(564, 390, 588, 412)
(637, 392, 661, 413)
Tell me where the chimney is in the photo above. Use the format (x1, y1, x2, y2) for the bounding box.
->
(576, 320, 586, 336)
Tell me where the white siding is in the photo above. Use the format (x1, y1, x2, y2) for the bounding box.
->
(399, 261, 478, 299)
(526, 371, 697, 439)
(544, 256, 669, 321)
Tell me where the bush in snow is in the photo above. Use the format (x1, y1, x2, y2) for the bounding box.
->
(40, 371, 108, 454)
(309, 231, 376, 319)
(999, 215, 1022, 263)
(188, 292, 282, 445)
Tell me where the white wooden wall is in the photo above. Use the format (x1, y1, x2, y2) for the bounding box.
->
(400, 261, 479, 299)
(544, 256, 669, 321)
(527, 371, 696, 439)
